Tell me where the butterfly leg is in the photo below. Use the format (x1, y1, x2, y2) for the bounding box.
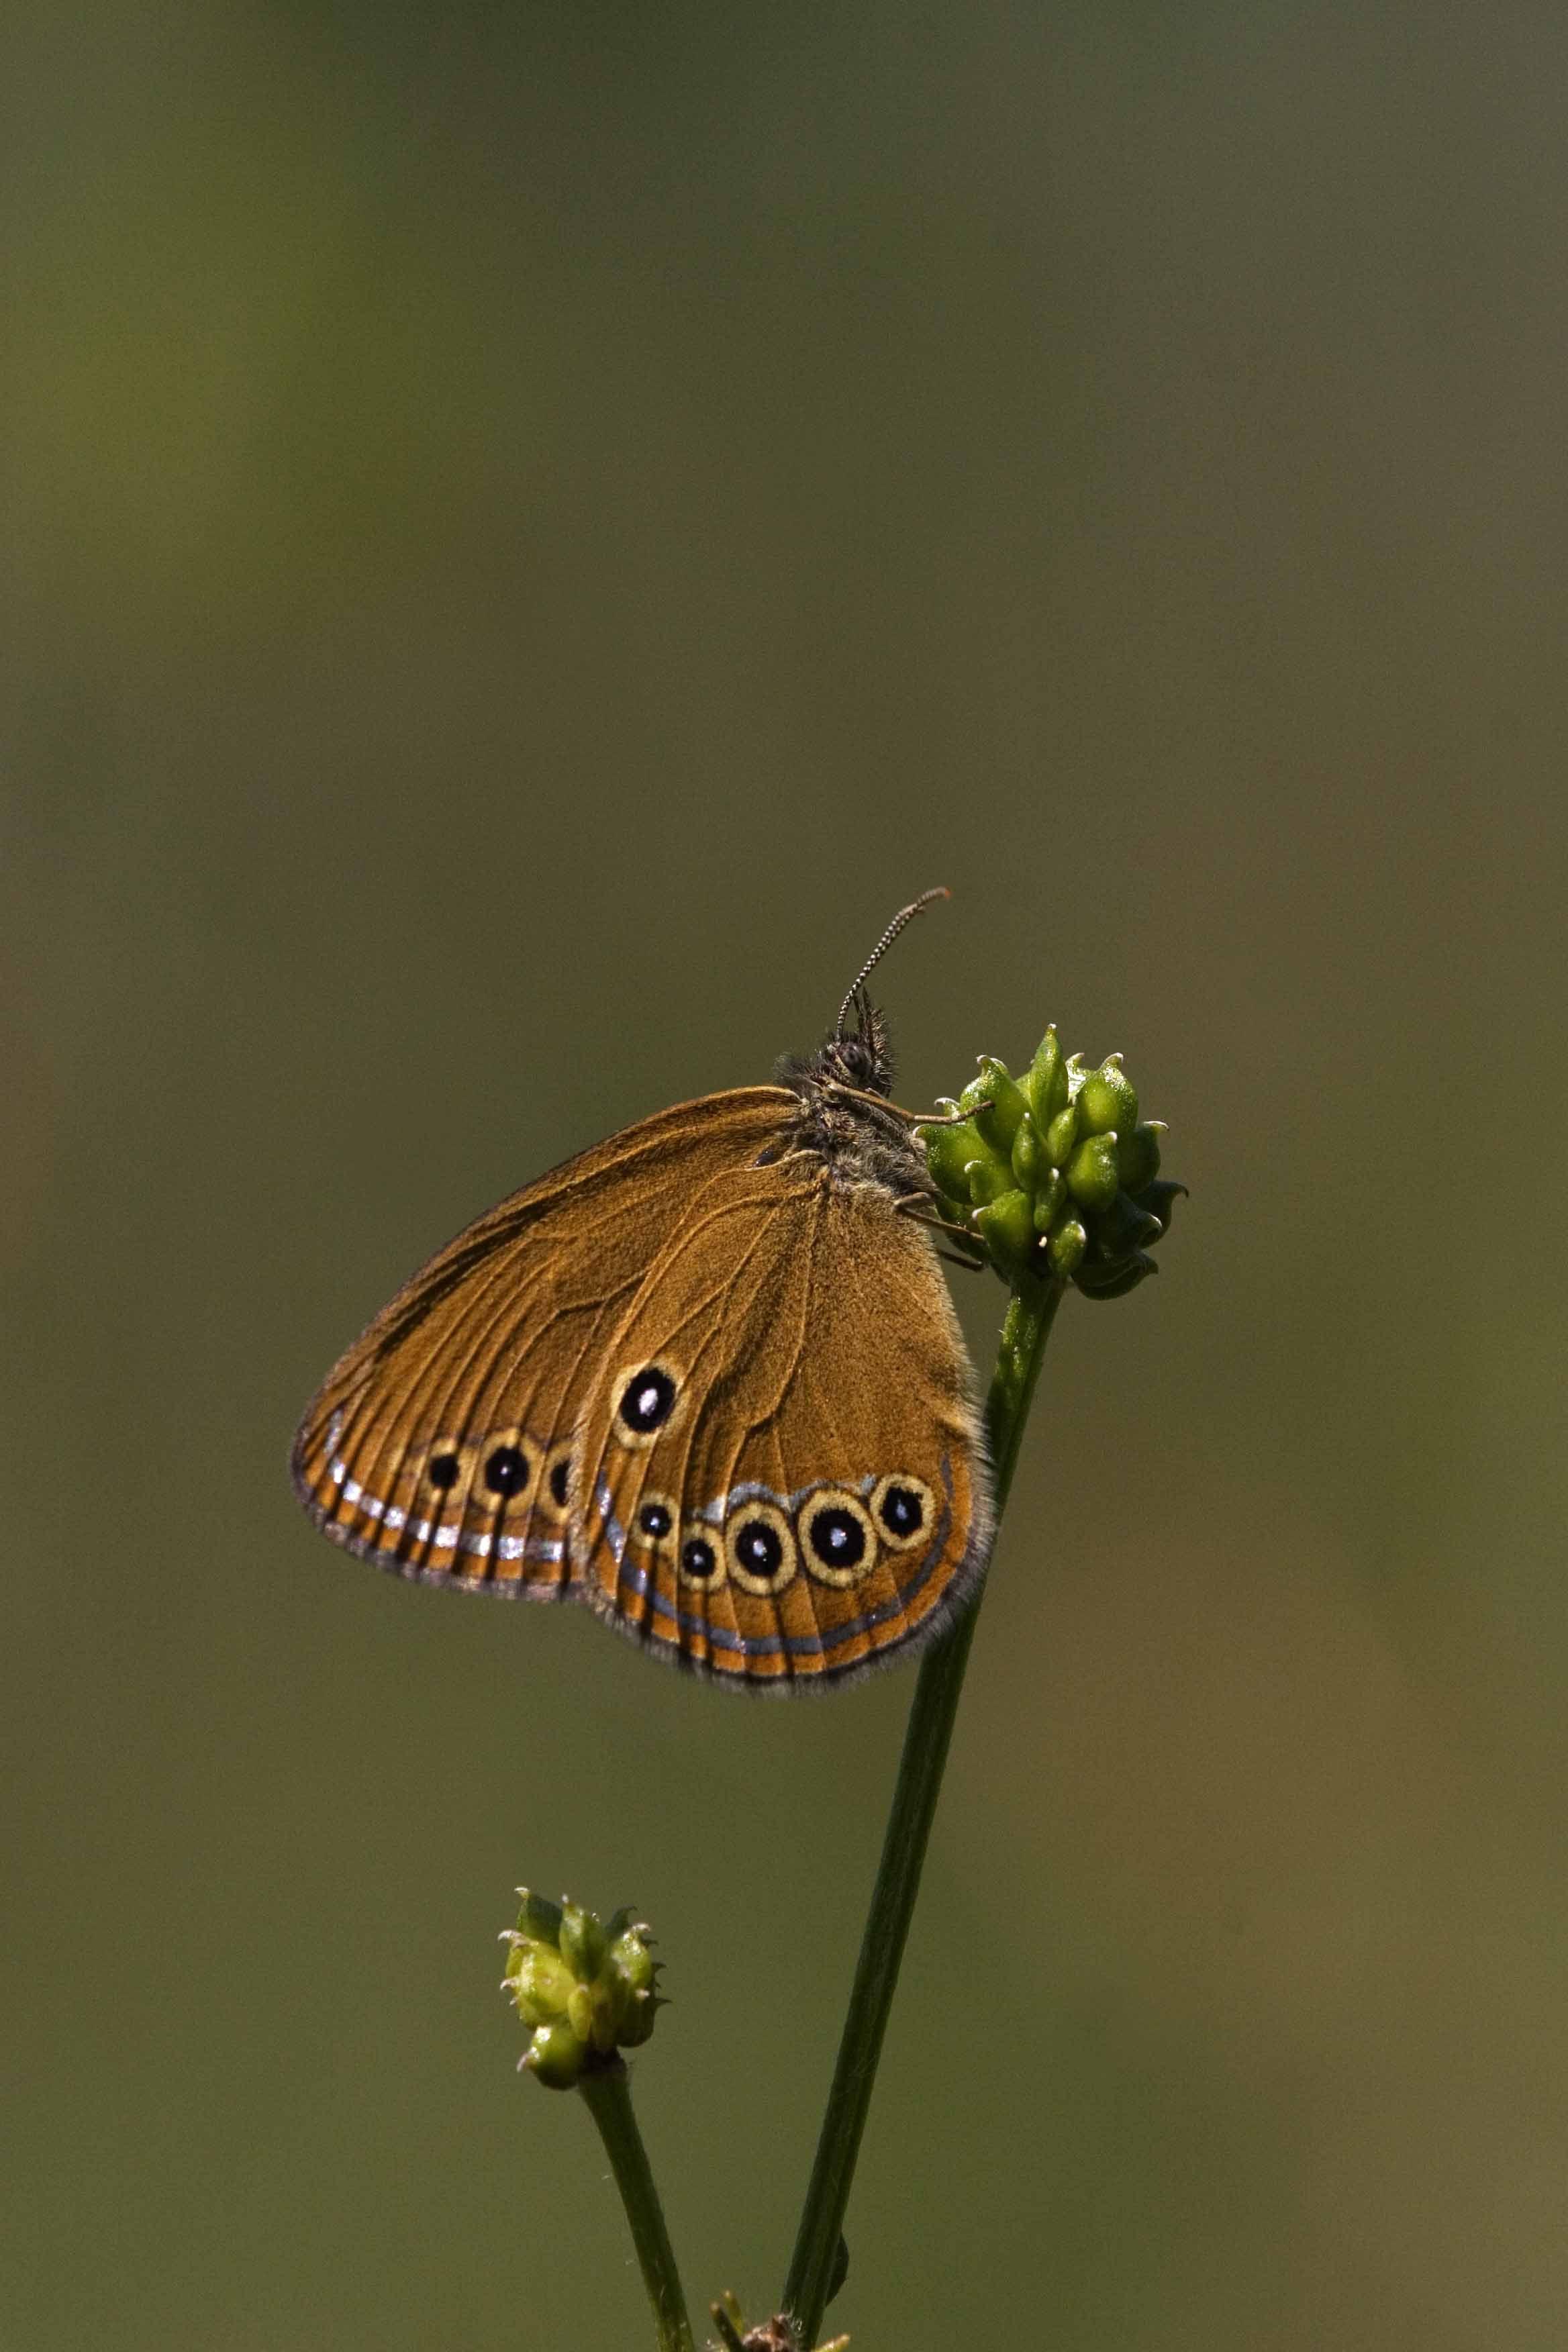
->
(892, 1194, 987, 1264)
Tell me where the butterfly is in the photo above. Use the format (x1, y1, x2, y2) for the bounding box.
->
(291, 891, 993, 1689)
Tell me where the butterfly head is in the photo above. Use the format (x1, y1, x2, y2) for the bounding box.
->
(814, 983, 895, 1096)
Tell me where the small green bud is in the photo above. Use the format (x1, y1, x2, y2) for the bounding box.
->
(970, 1057, 1030, 1154)
(513, 1888, 565, 1948)
(1024, 1026, 1068, 1127)
(1031, 1168, 1067, 1230)
(505, 1944, 577, 2028)
(566, 1981, 597, 2046)
(1073, 1253, 1157, 1300)
(1065, 1132, 1120, 1212)
(1078, 1054, 1138, 1138)
(965, 1154, 1013, 1206)
(1087, 1189, 1166, 1261)
(559, 1901, 607, 1982)
(1139, 1177, 1187, 1231)
(1046, 1216, 1088, 1275)
(524, 2018, 589, 2090)
(973, 1187, 1036, 1273)
(1044, 1102, 1079, 1165)
(1010, 1111, 1042, 1190)
(607, 1927, 656, 2007)
(919, 1116, 986, 1202)
(1115, 1120, 1165, 1195)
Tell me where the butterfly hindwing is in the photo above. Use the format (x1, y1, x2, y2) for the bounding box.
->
(572, 1159, 993, 1686)
(289, 1090, 798, 1595)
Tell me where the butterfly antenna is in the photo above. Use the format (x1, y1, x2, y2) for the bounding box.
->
(834, 886, 950, 1040)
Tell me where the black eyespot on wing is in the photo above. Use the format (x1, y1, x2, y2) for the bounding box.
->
(869, 1473, 934, 1554)
(807, 1508, 865, 1569)
(427, 1454, 462, 1491)
(618, 1365, 677, 1434)
(548, 1457, 571, 1508)
(680, 1534, 719, 1583)
(638, 1501, 673, 1538)
(483, 1444, 530, 1496)
(735, 1518, 783, 1575)
(799, 1489, 878, 1587)
(881, 1485, 922, 1536)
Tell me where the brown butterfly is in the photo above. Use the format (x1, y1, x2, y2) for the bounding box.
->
(291, 892, 993, 1689)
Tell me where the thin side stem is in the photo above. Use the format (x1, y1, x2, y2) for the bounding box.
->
(782, 1274, 1065, 2347)
(578, 2061, 695, 2352)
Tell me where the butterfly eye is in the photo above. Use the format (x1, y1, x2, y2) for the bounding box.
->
(629, 1493, 679, 1554)
(613, 1361, 683, 1450)
(724, 1500, 798, 1596)
(799, 1489, 879, 1589)
(677, 1532, 724, 1587)
(869, 1472, 936, 1553)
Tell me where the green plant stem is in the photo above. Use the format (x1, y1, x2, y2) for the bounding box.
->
(578, 2061, 695, 2352)
(782, 1272, 1065, 2347)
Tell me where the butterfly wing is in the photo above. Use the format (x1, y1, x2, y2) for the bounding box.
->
(571, 1159, 993, 1687)
(290, 1090, 797, 1594)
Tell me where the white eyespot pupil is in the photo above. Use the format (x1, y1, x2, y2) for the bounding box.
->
(736, 1520, 783, 1574)
(881, 1484, 923, 1534)
(483, 1445, 529, 1496)
(620, 1366, 677, 1433)
(809, 1508, 865, 1569)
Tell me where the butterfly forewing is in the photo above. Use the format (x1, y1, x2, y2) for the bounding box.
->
(290, 1090, 797, 1595)
(571, 1164, 993, 1687)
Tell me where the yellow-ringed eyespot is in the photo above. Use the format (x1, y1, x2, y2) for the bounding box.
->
(610, 1359, 685, 1451)
(723, 1499, 798, 1596)
(538, 1440, 577, 1524)
(471, 1428, 538, 1507)
(869, 1472, 935, 1553)
(677, 1527, 726, 1589)
(629, 1492, 679, 1556)
(798, 1487, 879, 1588)
(418, 1440, 476, 1500)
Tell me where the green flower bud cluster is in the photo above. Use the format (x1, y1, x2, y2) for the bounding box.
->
(502, 1888, 661, 2089)
(918, 1028, 1183, 1297)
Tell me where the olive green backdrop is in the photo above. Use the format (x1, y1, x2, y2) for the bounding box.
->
(5, 3, 1567, 2346)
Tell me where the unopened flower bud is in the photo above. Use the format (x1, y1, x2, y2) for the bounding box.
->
(559, 1901, 607, 1983)
(1046, 1216, 1088, 1275)
(1065, 1132, 1121, 1212)
(1010, 1112, 1042, 1189)
(524, 2018, 589, 2090)
(969, 1057, 1030, 1155)
(505, 1944, 577, 2028)
(1115, 1120, 1165, 1195)
(965, 1155, 1013, 1206)
(1077, 1054, 1138, 1138)
(972, 1188, 1036, 1275)
(1044, 1103, 1079, 1165)
(919, 1112, 987, 1202)
(1024, 1026, 1069, 1127)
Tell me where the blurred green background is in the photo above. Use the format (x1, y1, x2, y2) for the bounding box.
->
(5, 3, 1567, 2345)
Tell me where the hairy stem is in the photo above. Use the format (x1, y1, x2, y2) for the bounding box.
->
(578, 2061, 695, 2352)
(781, 1273, 1065, 2347)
